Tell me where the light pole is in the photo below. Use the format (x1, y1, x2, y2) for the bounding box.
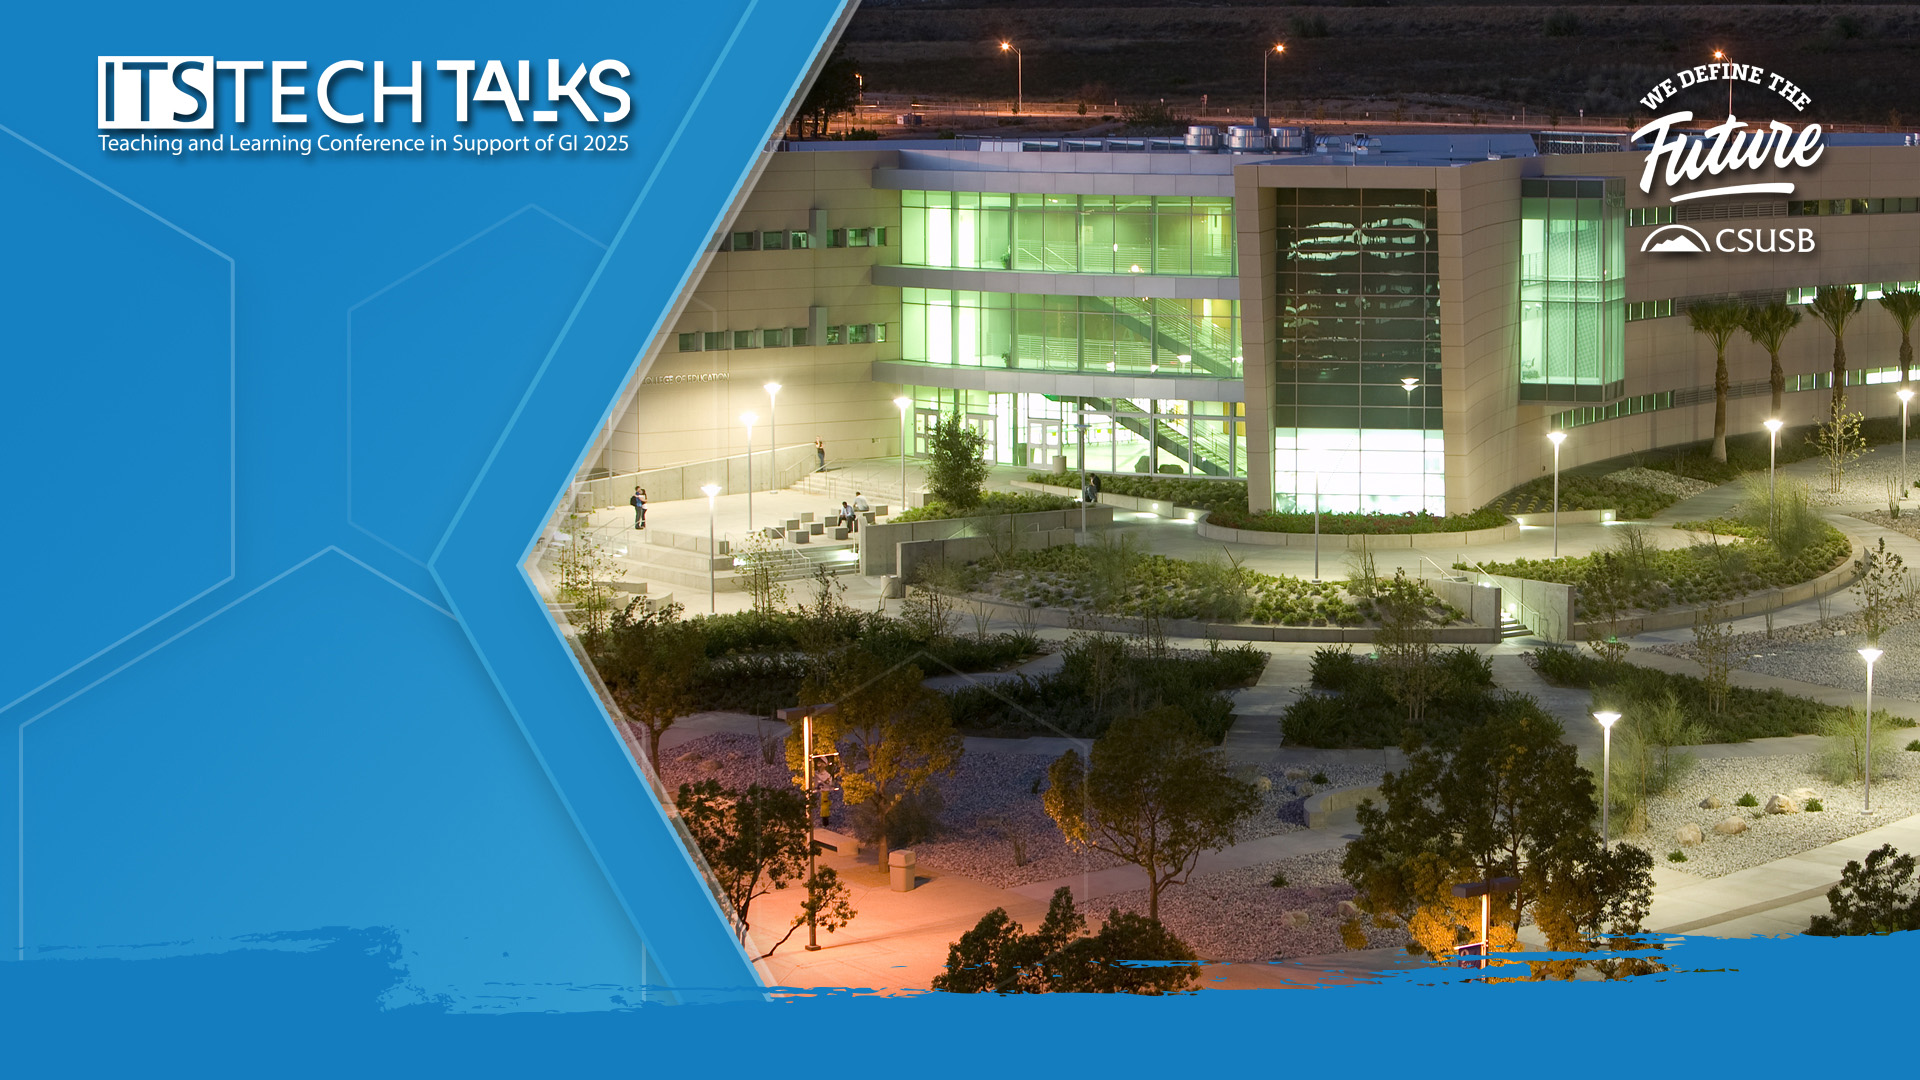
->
(1547, 430, 1567, 558)
(1764, 418, 1783, 540)
(1077, 412, 1089, 542)
(1899, 388, 1913, 495)
(765, 381, 782, 489)
(741, 411, 757, 534)
(1449, 876, 1520, 971)
(1859, 646, 1882, 813)
(701, 483, 721, 613)
(1714, 48, 1733, 117)
(894, 396, 911, 509)
(1594, 711, 1620, 851)
(1263, 43, 1285, 119)
(1311, 470, 1322, 583)
(998, 41, 1021, 115)
(1403, 376, 1420, 438)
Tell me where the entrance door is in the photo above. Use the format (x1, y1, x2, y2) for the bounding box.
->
(913, 409, 940, 456)
(964, 413, 996, 463)
(1025, 419, 1062, 468)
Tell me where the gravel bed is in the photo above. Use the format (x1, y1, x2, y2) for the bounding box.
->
(1650, 599, 1920, 697)
(1089, 850, 1410, 962)
(1607, 467, 1715, 500)
(655, 732, 1386, 891)
(1617, 753, 1920, 879)
(1805, 450, 1918, 507)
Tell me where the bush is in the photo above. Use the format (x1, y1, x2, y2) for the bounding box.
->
(1310, 771, 1329, 785)
(894, 491, 1077, 522)
(1269, 870, 1289, 888)
(1667, 850, 1688, 863)
(1806, 798, 1825, 812)
(1208, 505, 1509, 535)
(1817, 706, 1907, 784)
(1736, 792, 1759, 807)
(1308, 646, 1365, 691)
(1487, 474, 1677, 520)
(922, 411, 990, 510)
(1283, 646, 1530, 749)
(1034, 471, 1246, 513)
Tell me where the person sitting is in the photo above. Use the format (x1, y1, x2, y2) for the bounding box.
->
(852, 491, 870, 522)
(839, 501, 856, 534)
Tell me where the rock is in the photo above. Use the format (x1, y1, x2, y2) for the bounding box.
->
(1296, 783, 1316, 798)
(1674, 823, 1704, 846)
(1253, 776, 1273, 794)
(677, 751, 705, 764)
(697, 758, 723, 774)
(1764, 794, 1799, 815)
(1713, 817, 1750, 835)
(1281, 910, 1311, 929)
(1284, 767, 1309, 781)
(1699, 796, 1722, 809)
(1337, 900, 1362, 920)
(1789, 788, 1819, 802)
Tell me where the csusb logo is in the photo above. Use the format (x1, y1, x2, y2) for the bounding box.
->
(1631, 62, 1824, 255)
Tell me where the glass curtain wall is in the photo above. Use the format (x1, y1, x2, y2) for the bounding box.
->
(1518, 177, 1626, 401)
(900, 191, 1236, 276)
(908, 387, 1247, 477)
(900, 289, 1241, 378)
(1272, 187, 1445, 515)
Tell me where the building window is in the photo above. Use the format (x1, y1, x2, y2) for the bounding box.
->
(731, 231, 757, 251)
(703, 331, 726, 351)
(790, 230, 812, 249)
(677, 333, 701, 352)
(898, 190, 1236, 276)
(826, 325, 845, 345)
(791, 327, 809, 347)
(828, 228, 847, 248)
(899, 289, 1242, 377)
(874, 322, 888, 343)
(875, 227, 888, 246)
(762, 328, 786, 348)
(1626, 298, 1674, 321)
(849, 323, 872, 345)
(761, 230, 787, 251)
(1627, 206, 1674, 228)
(1518, 177, 1626, 402)
(734, 330, 757, 350)
(848, 228, 871, 248)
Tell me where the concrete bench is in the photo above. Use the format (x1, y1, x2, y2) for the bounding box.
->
(790, 529, 810, 544)
(830, 527, 849, 541)
(783, 518, 801, 532)
(800, 512, 814, 524)
(814, 828, 861, 859)
(809, 522, 824, 535)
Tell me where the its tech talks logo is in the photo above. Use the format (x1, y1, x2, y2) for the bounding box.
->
(1632, 62, 1822, 255)
(97, 56, 633, 129)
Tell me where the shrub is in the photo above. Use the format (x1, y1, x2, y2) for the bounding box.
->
(1487, 474, 1678, 520)
(1817, 706, 1907, 784)
(1736, 792, 1759, 807)
(1667, 850, 1688, 863)
(923, 411, 990, 510)
(1309, 646, 1365, 692)
(1310, 771, 1329, 785)
(1208, 505, 1509, 535)
(1909, 739, 1920, 752)
(1283, 649, 1549, 749)
(1035, 471, 1246, 513)
(894, 491, 1076, 522)
(1806, 798, 1825, 812)
(1269, 870, 1289, 888)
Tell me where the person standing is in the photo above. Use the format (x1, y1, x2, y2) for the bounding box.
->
(631, 486, 647, 529)
(814, 437, 826, 472)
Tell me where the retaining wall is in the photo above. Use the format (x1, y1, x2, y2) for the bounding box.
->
(861, 505, 1115, 577)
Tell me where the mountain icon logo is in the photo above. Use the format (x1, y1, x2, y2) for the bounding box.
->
(1640, 223, 1711, 253)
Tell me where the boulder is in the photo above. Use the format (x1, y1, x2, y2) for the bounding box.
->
(1253, 775, 1273, 794)
(697, 758, 723, 774)
(1713, 817, 1750, 835)
(1789, 788, 1819, 802)
(1295, 783, 1316, 798)
(1674, 822, 1704, 846)
(1337, 900, 1363, 920)
(1698, 795, 1722, 810)
(1281, 910, 1311, 930)
(1764, 794, 1799, 815)
(1284, 767, 1310, 781)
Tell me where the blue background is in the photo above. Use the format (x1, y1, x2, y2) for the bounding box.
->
(0, 0, 1910, 1070)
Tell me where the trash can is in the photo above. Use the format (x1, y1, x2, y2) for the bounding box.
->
(889, 849, 916, 892)
(1051, 455, 1067, 475)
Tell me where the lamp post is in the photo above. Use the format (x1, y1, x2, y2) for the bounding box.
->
(1077, 412, 1089, 542)
(741, 411, 757, 533)
(894, 396, 911, 510)
(1713, 49, 1732, 121)
(1594, 711, 1621, 851)
(1899, 388, 1913, 495)
(1263, 43, 1285, 119)
(1449, 876, 1521, 971)
(764, 381, 782, 489)
(1764, 418, 1783, 540)
(998, 42, 1021, 115)
(701, 483, 721, 613)
(1859, 646, 1882, 813)
(1311, 470, 1322, 583)
(1547, 430, 1567, 558)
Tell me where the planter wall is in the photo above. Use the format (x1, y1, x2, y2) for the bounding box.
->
(861, 505, 1115, 577)
(959, 594, 1500, 644)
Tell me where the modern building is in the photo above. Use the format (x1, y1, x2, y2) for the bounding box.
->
(591, 126, 1920, 516)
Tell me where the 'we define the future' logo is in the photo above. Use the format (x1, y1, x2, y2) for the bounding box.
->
(1632, 63, 1824, 255)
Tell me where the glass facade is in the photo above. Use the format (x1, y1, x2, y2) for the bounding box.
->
(899, 289, 1241, 377)
(898, 190, 1236, 276)
(1272, 187, 1445, 515)
(908, 387, 1247, 478)
(1518, 177, 1625, 402)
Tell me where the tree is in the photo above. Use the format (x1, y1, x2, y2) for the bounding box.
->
(1808, 397, 1866, 494)
(1687, 301, 1746, 463)
(1808, 844, 1920, 936)
(760, 867, 858, 959)
(792, 649, 963, 857)
(931, 886, 1200, 995)
(790, 45, 860, 139)
(1878, 288, 1920, 385)
(555, 513, 621, 643)
(1340, 703, 1655, 976)
(732, 530, 789, 613)
(594, 600, 708, 765)
(1853, 535, 1906, 643)
(674, 780, 813, 944)
(1043, 707, 1262, 921)
(923, 411, 989, 510)
(1691, 605, 1735, 716)
(1373, 569, 1440, 724)
(1742, 300, 1802, 416)
(1808, 284, 1864, 409)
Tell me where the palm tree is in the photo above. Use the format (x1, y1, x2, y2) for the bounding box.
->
(1808, 284, 1864, 409)
(1878, 288, 1920, 384)
(1743, 301, 1803, 416)
(1688, 301, 1746, 463)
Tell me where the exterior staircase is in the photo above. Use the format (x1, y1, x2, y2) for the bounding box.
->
(1500, 613, 1532, 640)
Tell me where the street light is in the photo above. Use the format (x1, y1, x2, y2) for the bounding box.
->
(1311, 470, 1322, 583)
(741, 411, 757, 533)
(1547, 430, 1567, 558)
(1859, 646, 1882, 813)
(998, 41, 1022, 116)
(894, 396, 911, 510)
(1449, 876, 1521, 971)
(1764, 418, 1783, 541)
(1263, 43, 1286, 119)
(1898, 388, 1913, 495)
(701, 483, 721, 613)
(1593, 711, 1621, 851)
(1713, 49, 1733, 117)
(765, 381, 782, 489)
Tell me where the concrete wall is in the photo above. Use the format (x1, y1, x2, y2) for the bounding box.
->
(1429, 578, 1503, 630)
(574, 444, 818, 508)
(895, 528, 1081, 582)
(1479, 572, 1578, 643)
(860, 505, 1115, 577)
